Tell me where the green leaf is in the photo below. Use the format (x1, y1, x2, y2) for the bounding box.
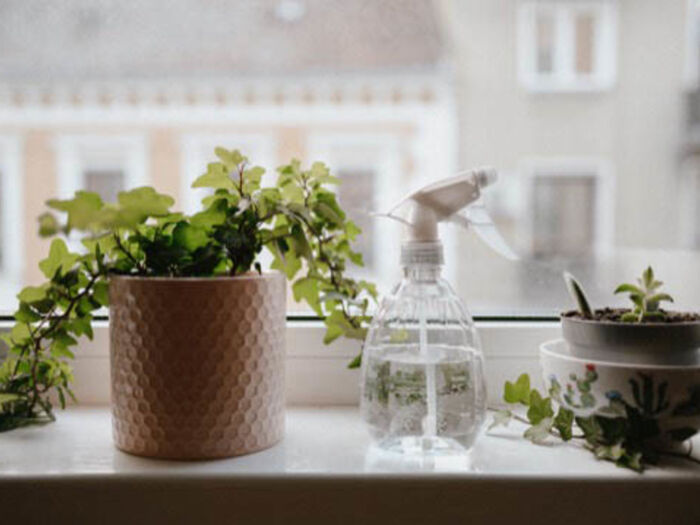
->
(309, 162, 339, 186)
(243, 166, 265, 194)
(526, 390, 554, 425)
(92, 281, 109, 307)
(47, 191, 103, 231)
(646, 293, 673, 305)
(524, 417, 553, 444)
(323, 320, 345, 345)
(8, 322, 31, 344)
(214, 147, 246, 170)
(292, 277, 322, 316)
(38, 212, 60, 237)
(314, 202, 343, 225)
(504, 373, 531, 405)
(117, 187, 174, 220)
(38, 239, 80, 279)
(488, 409, 513, 430)
(193, 162, 237, 191)
(173, 222, 209, 251)
(14, 303, 41, 323)
(642, 266, 654, 288)
(553, 407, 574, 441)
(17, 284, 48, 303)
(563, 272, 593, 317)
(347, 353, 362, 369)
(614, 283, 644, 295)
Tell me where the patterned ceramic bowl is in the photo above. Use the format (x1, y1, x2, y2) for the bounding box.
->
(540, 339, 700, 445)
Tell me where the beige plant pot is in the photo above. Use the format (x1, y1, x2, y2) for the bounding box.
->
(109, 273, 286, 459)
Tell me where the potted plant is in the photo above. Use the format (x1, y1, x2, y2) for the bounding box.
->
(492, 268, 700, 472)
(0, 148, 376, 459)
(561, 268, 700, 365)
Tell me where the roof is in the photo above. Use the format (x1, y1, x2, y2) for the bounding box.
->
(0, 0, 445, 82)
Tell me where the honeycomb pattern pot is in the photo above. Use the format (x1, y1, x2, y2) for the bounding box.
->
(109, 273, 286, 459)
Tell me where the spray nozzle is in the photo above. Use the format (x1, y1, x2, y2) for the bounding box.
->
(379, 167, 518, 263)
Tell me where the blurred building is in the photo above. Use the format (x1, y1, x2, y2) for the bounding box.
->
(439, 0, 700, 313)
(0, 0, 454, 308)
(1, 0, 700, 314)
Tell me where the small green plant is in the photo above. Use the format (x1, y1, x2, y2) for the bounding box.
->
(0, 148, 377, 431)
(614, 266, 673, 322)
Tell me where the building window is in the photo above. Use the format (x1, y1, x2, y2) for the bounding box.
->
(55, 135, 147, 251)
(519, 159, 614, 258)
(83, 169, 126, 204)
(55, 135, 148, 202)
(518, 1, 617, 92)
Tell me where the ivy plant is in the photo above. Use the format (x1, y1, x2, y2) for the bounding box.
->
(491, 374, 700, 472)
(0, 148, 376, 431)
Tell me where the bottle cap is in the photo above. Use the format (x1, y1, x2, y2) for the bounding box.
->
(400, 241, 444, 266)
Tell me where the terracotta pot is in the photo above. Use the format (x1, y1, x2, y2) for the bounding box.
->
(109, 273, 286, 459)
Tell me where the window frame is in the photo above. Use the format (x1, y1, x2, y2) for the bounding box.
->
(0, 135, 24, 290)
(517, 0, 618, 93)
(685, 0, 700, 90)
(517, 157, 615, 257)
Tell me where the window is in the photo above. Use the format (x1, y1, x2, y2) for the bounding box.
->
(55, 136, 148, 201)
(0, 136, 23, 307)
(518, 1, 617, 92)
(54, 135, 147, 251)
(83, 169, 125, 204)
(518, 159, 614, 259)
(1, 0, 699, 318)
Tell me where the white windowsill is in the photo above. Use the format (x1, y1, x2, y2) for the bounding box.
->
(1, 406, 699, 524)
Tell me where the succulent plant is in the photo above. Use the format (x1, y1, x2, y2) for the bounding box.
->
(614, 266, 673, 322)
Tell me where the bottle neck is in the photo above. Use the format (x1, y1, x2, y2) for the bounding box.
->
(403, 264, 442, 282)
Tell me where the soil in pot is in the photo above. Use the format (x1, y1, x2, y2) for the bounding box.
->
(562, 308, 700, 324)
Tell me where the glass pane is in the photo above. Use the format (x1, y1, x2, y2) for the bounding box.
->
(337, 168, 376, 273)
(536, 11, 556, 74)
(575, 12, 595, 74)
(84, 169, 125, 203)
(0, 0, 697, 318)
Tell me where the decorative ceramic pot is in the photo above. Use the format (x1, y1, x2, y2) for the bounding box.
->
(561, 315, 700, 365)
(109, 273, 286, 459)
(541, 339, 700, 447)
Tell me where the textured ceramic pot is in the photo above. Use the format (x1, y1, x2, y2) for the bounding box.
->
(561, 315, 700, 365)
(541, 339, 700, 447)
(109, 273, 286, 459)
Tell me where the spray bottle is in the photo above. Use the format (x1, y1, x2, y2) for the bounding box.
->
(360, 168, 517, 456)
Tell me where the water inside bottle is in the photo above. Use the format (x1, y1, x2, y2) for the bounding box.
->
(361, 344, 486, 455)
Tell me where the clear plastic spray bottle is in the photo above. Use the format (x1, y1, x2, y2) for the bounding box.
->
(360, 168, 517, 456)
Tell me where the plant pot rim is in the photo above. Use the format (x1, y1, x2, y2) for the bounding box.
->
(109, 272, 283, 283)
(542, 339, 700, 370)
(560, 312, 700, 328)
